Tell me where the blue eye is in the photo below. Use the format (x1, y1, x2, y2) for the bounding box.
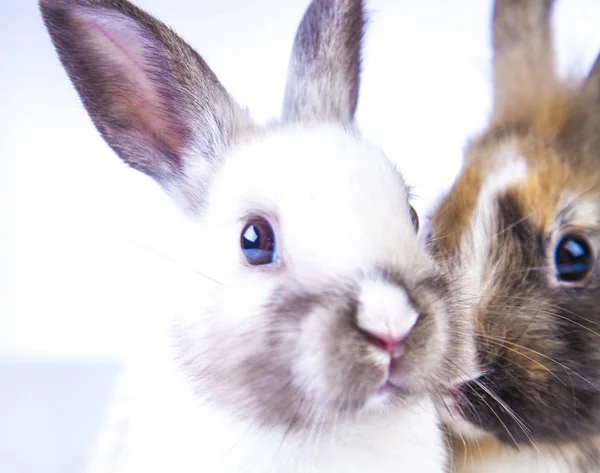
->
(241, 218, 276, 266)
(555, 235, 593, 283)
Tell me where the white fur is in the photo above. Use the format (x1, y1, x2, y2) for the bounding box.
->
(44, 1, 460, 469)
(458, 147, 528, 310)
(478, 152, 528, 205)
(84, 124, 451, 473)
(204, 125, 426, 281)
(86, 335, 447, 473)
(557, 189, 600, 228)
(357, 281, 419, 341)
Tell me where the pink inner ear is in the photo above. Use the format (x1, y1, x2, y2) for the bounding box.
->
(72, 7, 185, 158)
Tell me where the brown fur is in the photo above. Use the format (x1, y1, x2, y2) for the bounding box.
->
(428, 0, 600, 470)
(491, 0, 559, 128)
(452, 435, 600, 472)
(432, 95, 599, 259)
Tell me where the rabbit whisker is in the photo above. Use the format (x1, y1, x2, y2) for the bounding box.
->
(482, 304, 600, 337)
(476, 333, 599, 390)
(489, 296, 600, 328)
(446, 359, 539, 450)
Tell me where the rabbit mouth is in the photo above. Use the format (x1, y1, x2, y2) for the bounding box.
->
(437, 378, 492, 440)
(364, 382, 401, 409)
(375, 382, 397, 395)
(373, 378, 410, 398)
(360, 379, 410, 413)
(373, 361, 407, 395)
(363, 355, 429, 411)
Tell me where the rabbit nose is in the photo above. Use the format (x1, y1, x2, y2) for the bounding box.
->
(356, 278, 420, 353)
(361, 330, 407, 356)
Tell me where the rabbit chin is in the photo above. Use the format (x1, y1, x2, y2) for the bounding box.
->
(85, 339, 448, 473)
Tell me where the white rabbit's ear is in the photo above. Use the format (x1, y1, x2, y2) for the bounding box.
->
(39, 0, 252, 210)
(281, 0, 365, 125)
(491, 0, 557, 123)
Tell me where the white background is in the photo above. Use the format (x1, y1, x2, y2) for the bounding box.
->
(2, 0, 600, 361)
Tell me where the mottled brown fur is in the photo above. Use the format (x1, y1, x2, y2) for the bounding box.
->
(428, 0, 600, 470)
(452, 435, 600, 473)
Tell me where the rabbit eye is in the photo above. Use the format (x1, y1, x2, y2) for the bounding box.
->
(241, 217, 277, 266)
(409, 206, 419, 232)
(554, 235, 593, 283)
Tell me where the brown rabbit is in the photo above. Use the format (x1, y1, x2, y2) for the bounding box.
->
(427, 0, 600, 471)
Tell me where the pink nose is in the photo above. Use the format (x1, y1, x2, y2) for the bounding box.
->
(362, 330, 406, 353)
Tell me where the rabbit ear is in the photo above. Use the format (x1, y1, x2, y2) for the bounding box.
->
(281, 0, 364, 125)
(39, 0, 252, 211)
(491, 0, 557, 123)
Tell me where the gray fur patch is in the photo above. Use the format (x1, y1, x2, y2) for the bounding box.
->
(281, 0, 364, 125)
(174, 263, 467, 430)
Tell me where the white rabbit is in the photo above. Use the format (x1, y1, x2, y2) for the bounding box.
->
(40, 0, 476, 472)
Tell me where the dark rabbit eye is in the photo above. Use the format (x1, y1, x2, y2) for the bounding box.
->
(409, 206, 419, 232)
(555, 235, 593, 283)
(241, 217, 277, 266)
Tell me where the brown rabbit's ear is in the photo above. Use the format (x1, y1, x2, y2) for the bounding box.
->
(39, 0, 251, 210)
(281, 0, 364, 126)
(491, 0, 557, 123)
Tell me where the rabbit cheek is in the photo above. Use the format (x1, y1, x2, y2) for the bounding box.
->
(293, 302, 389, 408)
(454, 190, 600, 444)
(269, 285, 390, 415)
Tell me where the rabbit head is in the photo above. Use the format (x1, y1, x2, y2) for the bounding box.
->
(39, 0, 475, 432)
(429, 0, 600, 446)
